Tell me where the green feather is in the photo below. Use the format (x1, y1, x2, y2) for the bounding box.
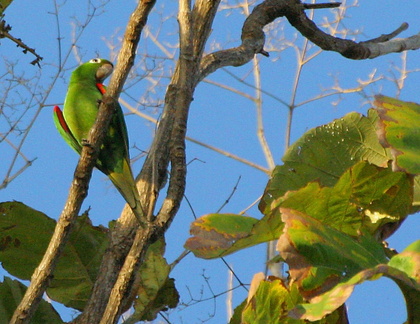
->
(53, 58, 144, 225)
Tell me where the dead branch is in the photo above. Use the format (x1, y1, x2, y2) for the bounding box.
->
(0, 20, 43, 66)
(199, 0, 420, 81)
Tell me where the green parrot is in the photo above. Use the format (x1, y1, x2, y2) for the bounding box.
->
(53, 58, 144, 226)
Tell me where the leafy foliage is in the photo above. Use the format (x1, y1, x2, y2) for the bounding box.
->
(0, 201, 179, 320)
(0, 277, 63, 323)
(259, 110, 390, 212)
(0, 201, 108, 310)
(186, 98, 420, 323)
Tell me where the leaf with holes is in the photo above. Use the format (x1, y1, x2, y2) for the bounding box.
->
(260, 110, 390, 213)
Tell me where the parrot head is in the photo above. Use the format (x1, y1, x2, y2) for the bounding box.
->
(71, 58, 114, 84)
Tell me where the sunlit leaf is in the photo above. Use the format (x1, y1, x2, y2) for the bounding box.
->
(387, 241, 420, 322)
(280, 161, 412, 238)
(186, 161, 412, 259)
(260, 110, 390, 213)
(185, 213, 277, 259)
(241, 274, 303, 324)
(375, 95, 420, 174)
(241, 274, 341, 324)
(0, 277, 63, 324)
(290, 262, 420, 321)
(277, 208, 388, 299)
(388, 240, 420, 282)
(0, 201, 109, 310)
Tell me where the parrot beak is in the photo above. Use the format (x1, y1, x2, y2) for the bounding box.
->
(96, 63, 113, 82)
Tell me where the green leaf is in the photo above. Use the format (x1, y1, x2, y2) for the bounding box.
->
(260, 110, 390, 213)
(0, 277, 63, 324)
(279, 208, 420, 321)
(185, 212, 285, 259)
(0, 201, 109, 310)
(241, 274, 304, 324)
(186, 162, 412, 259)
(388, 240, 420, 281)
(375, 95, 420, 174)
(387, 240, 420, 322)
(241, 274, 342, 324)
(290, 263, 420, 322)
(125, 238, 179, 323)
(277, 208, 388, 299)
(0, 0, 13, 15)
(281, 161, 412, 238)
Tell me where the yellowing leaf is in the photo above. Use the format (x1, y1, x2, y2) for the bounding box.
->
(185, 214, 274, 259)
(277, 208, 388, 299)
(375, 95, 420, 174)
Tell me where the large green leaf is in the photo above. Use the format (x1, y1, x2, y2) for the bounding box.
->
(260, 110, 390, 213)
(281, 161, 412, 238)
(186, 162, 412, 259)
(375, 95, 420, 174)
(0, 201, 109, 310)
(278, 208, 420, 321)
(0, 277, 63, 324)
(277, 208, 388, 299)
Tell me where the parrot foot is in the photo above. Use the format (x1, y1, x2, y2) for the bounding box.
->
(81, 138, 92, 147)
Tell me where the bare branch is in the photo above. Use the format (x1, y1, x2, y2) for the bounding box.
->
(0, 20, 43, 66)
(199, 0, 420, 81)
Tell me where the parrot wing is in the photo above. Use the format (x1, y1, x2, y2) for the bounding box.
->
(94, 83, 142, 216)
(95, 82, 130, 158)
(53, 105, 82, 154)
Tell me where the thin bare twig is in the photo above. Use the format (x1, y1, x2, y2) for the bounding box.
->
(0, 20, 43, 66)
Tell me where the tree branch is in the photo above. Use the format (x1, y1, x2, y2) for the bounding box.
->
(0, 20, 43, 66)
(75, 0, 222, 322)
(199, 0, 420, 80)
(9, 55, 116, 324)
(72, 1, 157, 323)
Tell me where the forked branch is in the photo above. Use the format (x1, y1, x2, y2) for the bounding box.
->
(199, 0, 420, 81)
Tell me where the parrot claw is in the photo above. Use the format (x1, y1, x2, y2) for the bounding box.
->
(81, 138, 92, 147)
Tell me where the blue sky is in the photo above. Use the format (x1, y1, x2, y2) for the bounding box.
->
(1, 0, 419, 323)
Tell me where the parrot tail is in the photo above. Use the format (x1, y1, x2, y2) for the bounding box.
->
(107, 159, 145, 227)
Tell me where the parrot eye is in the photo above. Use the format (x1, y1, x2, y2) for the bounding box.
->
(89, 58, 101, 64)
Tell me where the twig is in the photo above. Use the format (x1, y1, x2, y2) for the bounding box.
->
(0, 20, 43, 66)
(303, 2, 341, 10)
(122, 98, 270, 173)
